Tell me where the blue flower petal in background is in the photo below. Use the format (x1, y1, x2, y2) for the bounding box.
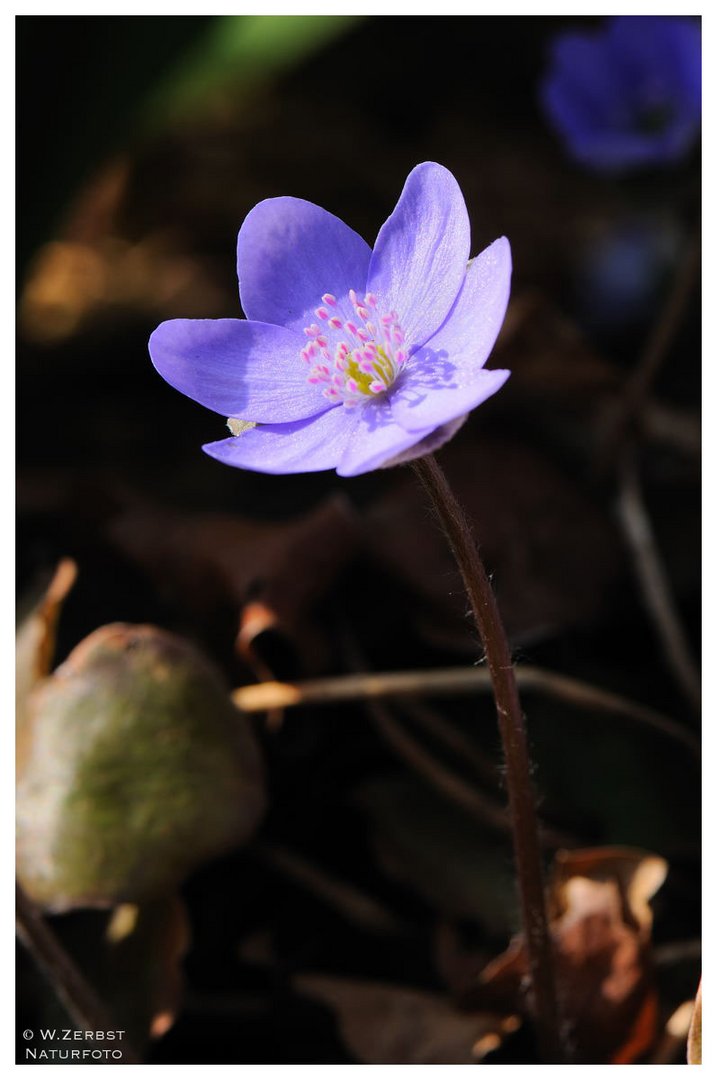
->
(541, 16, 701, 173)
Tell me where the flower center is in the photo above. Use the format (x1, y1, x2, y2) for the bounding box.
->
(301, 290, 408, 406)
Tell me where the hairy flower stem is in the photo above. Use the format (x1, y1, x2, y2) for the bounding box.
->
(411, 453, 565, 1063)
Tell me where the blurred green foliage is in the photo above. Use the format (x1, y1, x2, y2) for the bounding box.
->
(146, 15, 362, 124)
(17, 15, 359, 273)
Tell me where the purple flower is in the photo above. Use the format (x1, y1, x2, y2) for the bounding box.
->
(149, 162, 511, 477)
(541, 16, 701, 172)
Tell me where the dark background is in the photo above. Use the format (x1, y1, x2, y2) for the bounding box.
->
(17, 15, 700, 1064)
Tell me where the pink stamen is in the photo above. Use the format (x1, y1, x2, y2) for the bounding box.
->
(303, 286, 409, 405)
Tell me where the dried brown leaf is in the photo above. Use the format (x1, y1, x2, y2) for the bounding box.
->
(107, 493, 359, 669)
(16, 559, 77, 739)
(102, 894, 191, 1045)
(296, 973, 518, 1064)
(473, 846, 667, 1063)
(686, 980, 701, 1064)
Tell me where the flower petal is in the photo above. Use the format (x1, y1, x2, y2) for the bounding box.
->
(149, 318, 328, 423)
(202, 406, 352, 474)
(390, 238, 512, 431)
(237, 197, 372, 333)
(387, 415, 470, 467)
(391, 368, 510, 433)
(424, 238, 511, 370)
(336, 399, 437, 478)
(367, 162, 471, 351)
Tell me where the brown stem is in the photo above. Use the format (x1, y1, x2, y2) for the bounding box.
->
(16, 882, 141, 1064)
(411, 453, 564, 1063)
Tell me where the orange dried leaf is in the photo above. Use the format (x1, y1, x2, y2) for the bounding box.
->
(475, 846, 667, 1063)
(16, 558, 77, 733)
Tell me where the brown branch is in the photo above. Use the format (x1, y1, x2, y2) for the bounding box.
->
(16, 882, 141, 1064)
(601, 230, 700, 467)
(232, 664, 699, 757)
(649, 999, 696, 1064)
(360, 691, 573, 849)
(397, 696, 501, 787)
(253, 842, 401, 935)
(616, 453, 701, 714)
(653, 940, 702, 968)
(642, 401, 700, 459)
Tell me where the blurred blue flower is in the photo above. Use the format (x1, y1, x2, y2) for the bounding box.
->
(149, 163, 511, 477)
(575, 217, 682, 331)
(541, 16, 701, 172)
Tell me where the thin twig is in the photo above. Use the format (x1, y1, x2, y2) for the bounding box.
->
(397, 696, 501, 785)
(359, 689, 574, 849)
(410, 454, 565, 1063)
(648, 999, 695, 1064)
(232, 664, 698, 756)
(642, 402, 700, 459)
(653, 940, 702, 968)
(254, 842, 401, 935)
(616, 452, 701, 714)
(601, 230, 700, 467)
(16, 882, 141, 1064)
